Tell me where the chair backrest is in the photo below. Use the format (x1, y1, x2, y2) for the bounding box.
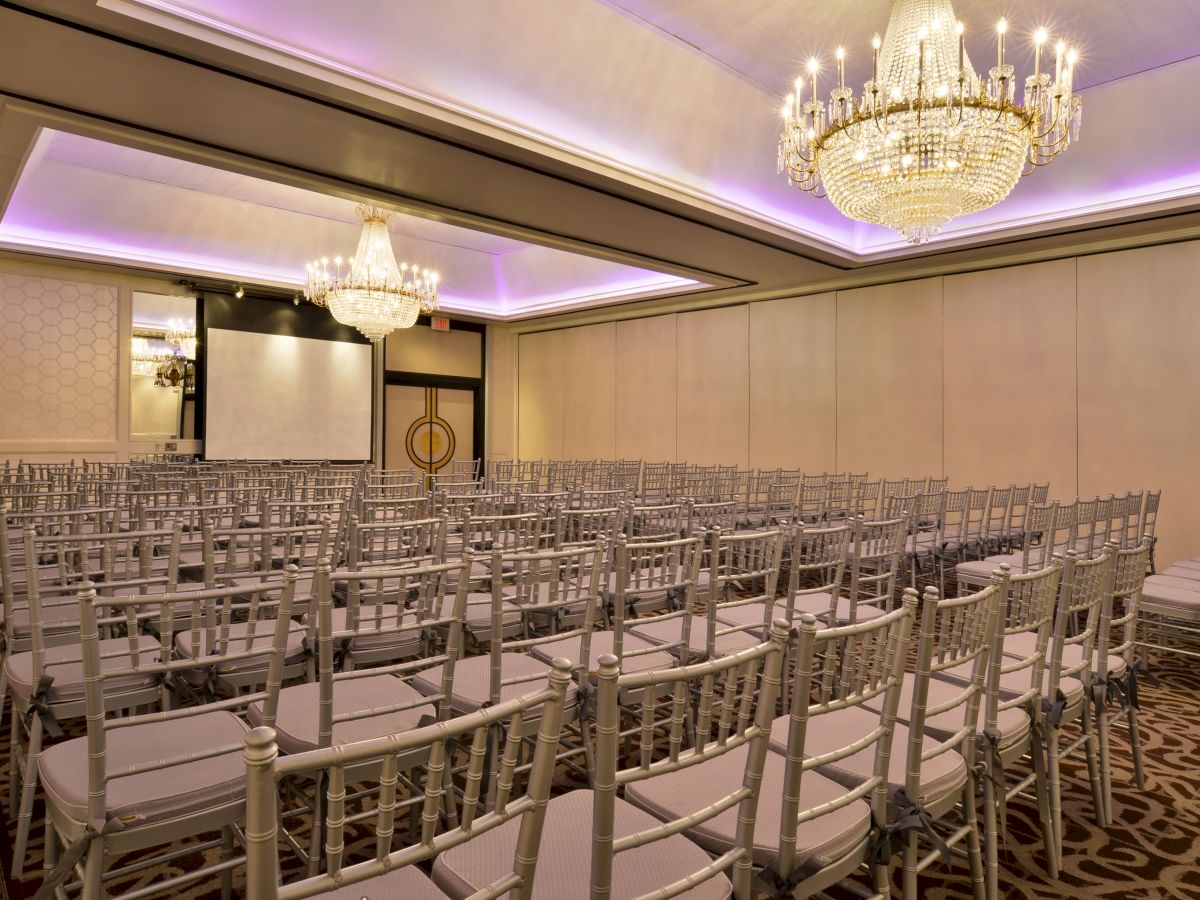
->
(552, 505, 622, 550)
(686, 497, 740, 534)
(846, 516, 907, 619)
(903, 579, 1004, 805)
(592, 625, 789, 898)
(347, 514, 448, 569)
(244, 659, 574, 900)
(1097, 539, 1152, 670)
(981, 561, 1062, 737)
(698, 527, 786, 655)
(1048, 549, 1113, 697)
(780, 521, 853, 620)
(625, 501, 685, 541)
(774, 599, 916, 883)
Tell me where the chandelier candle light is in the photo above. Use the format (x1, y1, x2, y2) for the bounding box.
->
(778, 0, 1081, 244)
(304, 205, 440, 342)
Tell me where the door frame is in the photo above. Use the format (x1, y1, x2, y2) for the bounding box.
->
(383, 371, 484, 473)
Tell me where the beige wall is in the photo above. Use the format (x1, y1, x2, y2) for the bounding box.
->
(504, 239, 1200, 567)
(0, 256, 201, 463)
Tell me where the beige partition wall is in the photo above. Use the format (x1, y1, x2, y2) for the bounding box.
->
(836, 278, 944, 477)
(517, 329, 565, 459)
(563, 322, 617, 459)
(1078, 241, 1200, 570)
(748, 293, 836, 470)
(676, 306, 749, 466)
(615, 314, 677, 460)
(505, 239, 1200, 567)
(943, 259, 1078, 492)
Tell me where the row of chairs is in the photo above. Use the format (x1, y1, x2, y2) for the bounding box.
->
(25, 521, 1153, 900)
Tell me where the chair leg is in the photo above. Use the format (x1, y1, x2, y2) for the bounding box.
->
(219, 825, 235, 900)
(964, 773, 986, 900)
(1044, 727, 1064, 877)
(1096, 698, 1114, 827)
(1031, 732, 1058, 880)
(902, 828, 919, 898)
(1081, 706, 1106, 831)
(7, 703, 19, 818)
(306, 772, 325, 878)
(12, 714, 44, 878)
(981, 756, 999, 900)
(81, 836, 104, 900)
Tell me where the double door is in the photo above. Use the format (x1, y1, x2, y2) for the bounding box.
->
(384, 383, 476, 475)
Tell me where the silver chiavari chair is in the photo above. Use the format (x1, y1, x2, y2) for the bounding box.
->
(36, 570, 299, 899)
(243, 658, 573, 899)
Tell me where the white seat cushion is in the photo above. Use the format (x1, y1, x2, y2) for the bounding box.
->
(628, 613, 761, 658)
(768, 705, 967, 806)
(312, 865, 450, 899)
(432, 788, 731, 900)
(410, 653, 577, 716)
(528, 631, 675, 676)
(173, 619, 307, 676)
(4, 635, 161, 705)
(247, 674, 434, 755)
(624, 742, 871, 870)
(868, 677, 1031, 750)
(38, 710, 248, 824)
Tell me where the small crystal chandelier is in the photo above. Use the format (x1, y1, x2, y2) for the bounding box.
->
(779, 0, 1082, 244)
(303, 205, 440, 342)
(130, 336, 159, 377)
(165, 318, 196, 360)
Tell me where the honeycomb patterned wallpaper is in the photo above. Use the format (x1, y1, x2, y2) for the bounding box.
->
(0, 272, 119, 441)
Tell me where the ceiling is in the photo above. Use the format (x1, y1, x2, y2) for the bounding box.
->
(601, 0, 1200, 93)
(0, 0, 1199, 320)
(2, 130, 702, 319)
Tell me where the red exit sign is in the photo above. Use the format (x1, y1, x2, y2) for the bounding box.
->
(430, 316, 450, 332)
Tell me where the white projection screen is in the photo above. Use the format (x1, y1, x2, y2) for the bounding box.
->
(204, 328, 372, 460)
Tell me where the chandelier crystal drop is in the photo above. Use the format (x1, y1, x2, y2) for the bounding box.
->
(778, 0, 1082, 244)
(303, 205, 441, 342)
(165, 318, 196, 360)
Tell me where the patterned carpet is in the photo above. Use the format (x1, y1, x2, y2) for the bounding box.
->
(3, 652, 1198, 899)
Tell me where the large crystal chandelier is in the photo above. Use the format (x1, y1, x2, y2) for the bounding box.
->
(779, 0, 1081, 244)
(303, 205, 440, 342)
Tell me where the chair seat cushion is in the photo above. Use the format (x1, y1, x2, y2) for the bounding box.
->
(789, 591, 887, 625)
(935, 660, 1085, 709)
(5, 635, 162, 705)
(955, 555, 1023, 583)
(768, 706, 967, 806)
(624, 743, 870, 870)
(432, 788, 731, 900)
(999, 632, 1129, 678)
(627, 613, 760, 658)
(7, 600, 81, 639)
(38, 710, 248, 825)
(869, 676, 1031, 749)
(1141, 579, 1200, 611)
(247, 675, 434, 755)
(1160, 564, 1200, 583)
(463, 593, 522, 631)
(321, 605, 423, 655)
(173, 620, 307, 675)
(410, 653, 577, 716)
(312, 865, 450, 899)
(528, 631, 675, 676)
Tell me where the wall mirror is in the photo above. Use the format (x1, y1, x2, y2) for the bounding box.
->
(129, 292, 197, 440)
